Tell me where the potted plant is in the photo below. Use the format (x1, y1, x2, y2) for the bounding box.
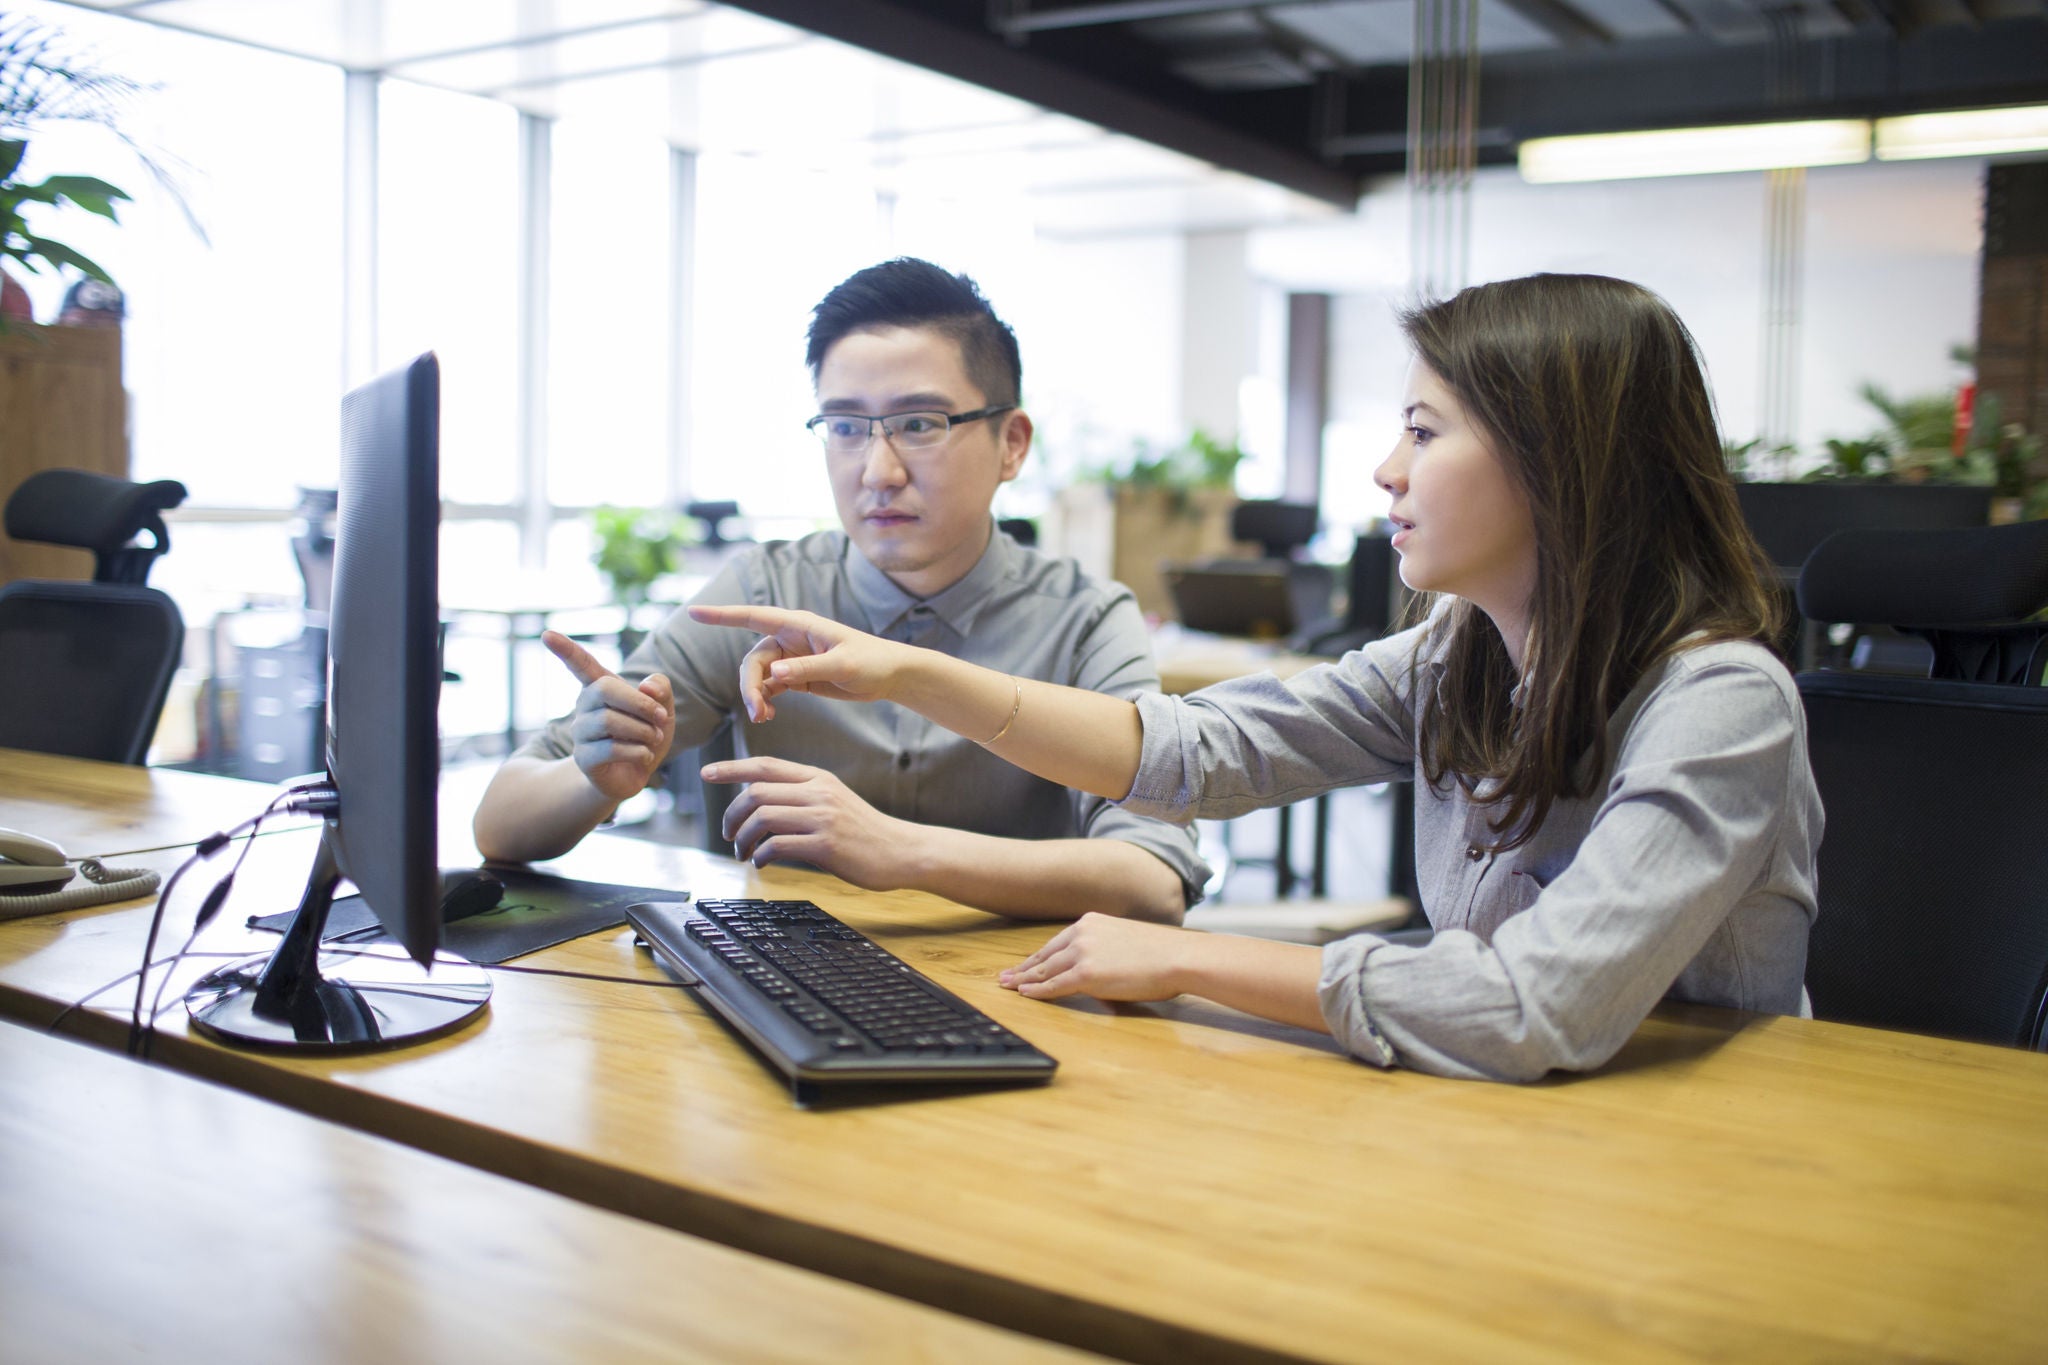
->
(1731, 376, 2027, 570)
(0, 17, 141, 327)
(1051, 428, 1246, 619)
(1955, 391, 2046, 524)
(589, 505, 692, 654)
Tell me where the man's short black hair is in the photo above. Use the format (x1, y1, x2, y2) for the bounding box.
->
(806, 258, 1022, 409)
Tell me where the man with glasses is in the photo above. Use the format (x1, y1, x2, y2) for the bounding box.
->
(474, 258, 1205, 922)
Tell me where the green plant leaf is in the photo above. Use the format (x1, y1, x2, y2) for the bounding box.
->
(18, 233, 112, 282)
(588, 505, 692, 608)
(31, 174, 129, 219)
(0, 139, 24, 181)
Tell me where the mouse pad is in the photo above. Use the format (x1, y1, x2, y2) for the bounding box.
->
(247, 865, 683, 965)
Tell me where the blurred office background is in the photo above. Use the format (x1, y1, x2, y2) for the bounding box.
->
(1, 1, 2041, 895)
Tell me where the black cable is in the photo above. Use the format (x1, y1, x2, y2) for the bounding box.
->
(49, 952, 246, 1035)
(312, 942, 693, 990)
(138, 800, 283, 1059)
(126, 794, 293, 1057)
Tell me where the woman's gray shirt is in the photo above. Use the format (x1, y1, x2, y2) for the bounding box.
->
(1123, 621, 1821, 1082)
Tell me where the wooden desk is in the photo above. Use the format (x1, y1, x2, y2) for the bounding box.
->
(4, 749, 2047, 1364)
(0, 1020, 1096, 1363)
(0, 746, 319, 857)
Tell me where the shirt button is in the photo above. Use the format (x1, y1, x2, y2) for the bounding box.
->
(1465, 845, 1484, 861)
(896, 753, 912, 770)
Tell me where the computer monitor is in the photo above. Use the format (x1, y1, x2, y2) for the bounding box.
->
(184, 353, 491, 1050)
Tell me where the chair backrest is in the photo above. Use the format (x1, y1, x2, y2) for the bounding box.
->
(1736, 481, 1992, 573)
(0, 580, 185, 764)
(290, 486, 338, 615)
(1797, 673, 2048, 1048)
(1795, 518, 2048, 1050)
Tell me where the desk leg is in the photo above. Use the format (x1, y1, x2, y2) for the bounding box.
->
(504, 622, 521, 756)
(1275, 804, 1295, 898)
(1389, 785, 1417, 901)
(504, 611, 549, 756)
(1312, 795, 1330, 898)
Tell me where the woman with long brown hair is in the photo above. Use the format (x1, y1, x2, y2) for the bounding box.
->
(691, 273, 1822, 1082)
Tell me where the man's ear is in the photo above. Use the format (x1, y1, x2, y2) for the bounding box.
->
(997, 410, 1033, 484)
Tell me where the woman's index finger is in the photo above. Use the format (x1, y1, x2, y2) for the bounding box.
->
(687, 603, 805, 636)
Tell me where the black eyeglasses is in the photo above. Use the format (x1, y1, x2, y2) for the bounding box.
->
(805, 405, 1016, 454)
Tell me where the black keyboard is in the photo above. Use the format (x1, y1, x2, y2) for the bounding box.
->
(626, 898, 1056, 1096)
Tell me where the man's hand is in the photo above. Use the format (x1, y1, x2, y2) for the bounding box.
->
(998, 913, 1195, 1003)
(704, 755, 917, 890)
(687, 604, 908, 723)
(543, 630, 675, 803)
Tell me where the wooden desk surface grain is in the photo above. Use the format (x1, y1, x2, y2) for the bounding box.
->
(3, 749, 2046, 1365)
(0, 1020, 1101, 1365)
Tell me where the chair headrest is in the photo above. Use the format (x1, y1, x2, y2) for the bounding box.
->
(1797, 520, 2048, 627)
(1230, 501, 1318, 558)
(4, 470, 188, 585)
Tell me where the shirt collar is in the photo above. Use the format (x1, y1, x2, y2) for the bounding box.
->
(842, 519, 1016, 637)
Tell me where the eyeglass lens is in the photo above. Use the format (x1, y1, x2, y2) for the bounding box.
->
(813, 413, 951, 452)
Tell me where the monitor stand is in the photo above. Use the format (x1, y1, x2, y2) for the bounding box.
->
(184, 832, 491, 1050)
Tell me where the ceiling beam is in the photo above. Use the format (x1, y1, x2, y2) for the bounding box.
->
(717, 0, 1361, 206)
(1325, 22, 2048, 172)
(1492, 0, 1617, 46)
(994, 0, 1305, 33)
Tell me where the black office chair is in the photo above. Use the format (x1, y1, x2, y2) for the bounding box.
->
(1292, 526, 1398, 657)
(1737, 481, 1996, 669)
(996, 516, 1038, 548)
(685, 500, 747, 550)
(1235, 500, 1333, 632)
(0, 469, 187, 765)
(1164, 500, 1333, 639)
(1795, 519, 2048, 1050)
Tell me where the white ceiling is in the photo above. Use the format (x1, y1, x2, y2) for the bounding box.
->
(64, 0, 1345, 236)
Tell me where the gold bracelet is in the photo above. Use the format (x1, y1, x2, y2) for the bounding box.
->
(979, 676, 1022, 746)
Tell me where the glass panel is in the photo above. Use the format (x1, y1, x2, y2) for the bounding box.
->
(378, 78, 520, 506)
(546, 117, 670, 508)
(685, 153, 884, 520)
(439, 518, 521, 745)
(5, 1, 344, 506)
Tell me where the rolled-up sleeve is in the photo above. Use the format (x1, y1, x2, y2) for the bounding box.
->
(1316, 657, 1806, 1082)
(1061, 592, 1213, 905)
(1123, 625, 1426, 822)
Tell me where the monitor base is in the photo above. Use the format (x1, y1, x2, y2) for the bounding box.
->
(186, 946, 490, 1050)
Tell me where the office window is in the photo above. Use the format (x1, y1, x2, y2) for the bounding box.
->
(5, 1, 344, 511)
(688, 153, 885, 521)
(547, 118, 671, 511)
(378, 80, 520, 507)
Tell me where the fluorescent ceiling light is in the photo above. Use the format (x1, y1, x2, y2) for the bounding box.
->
(1875, 106, 2048, 161)
(1519, 120, 1871, 183)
